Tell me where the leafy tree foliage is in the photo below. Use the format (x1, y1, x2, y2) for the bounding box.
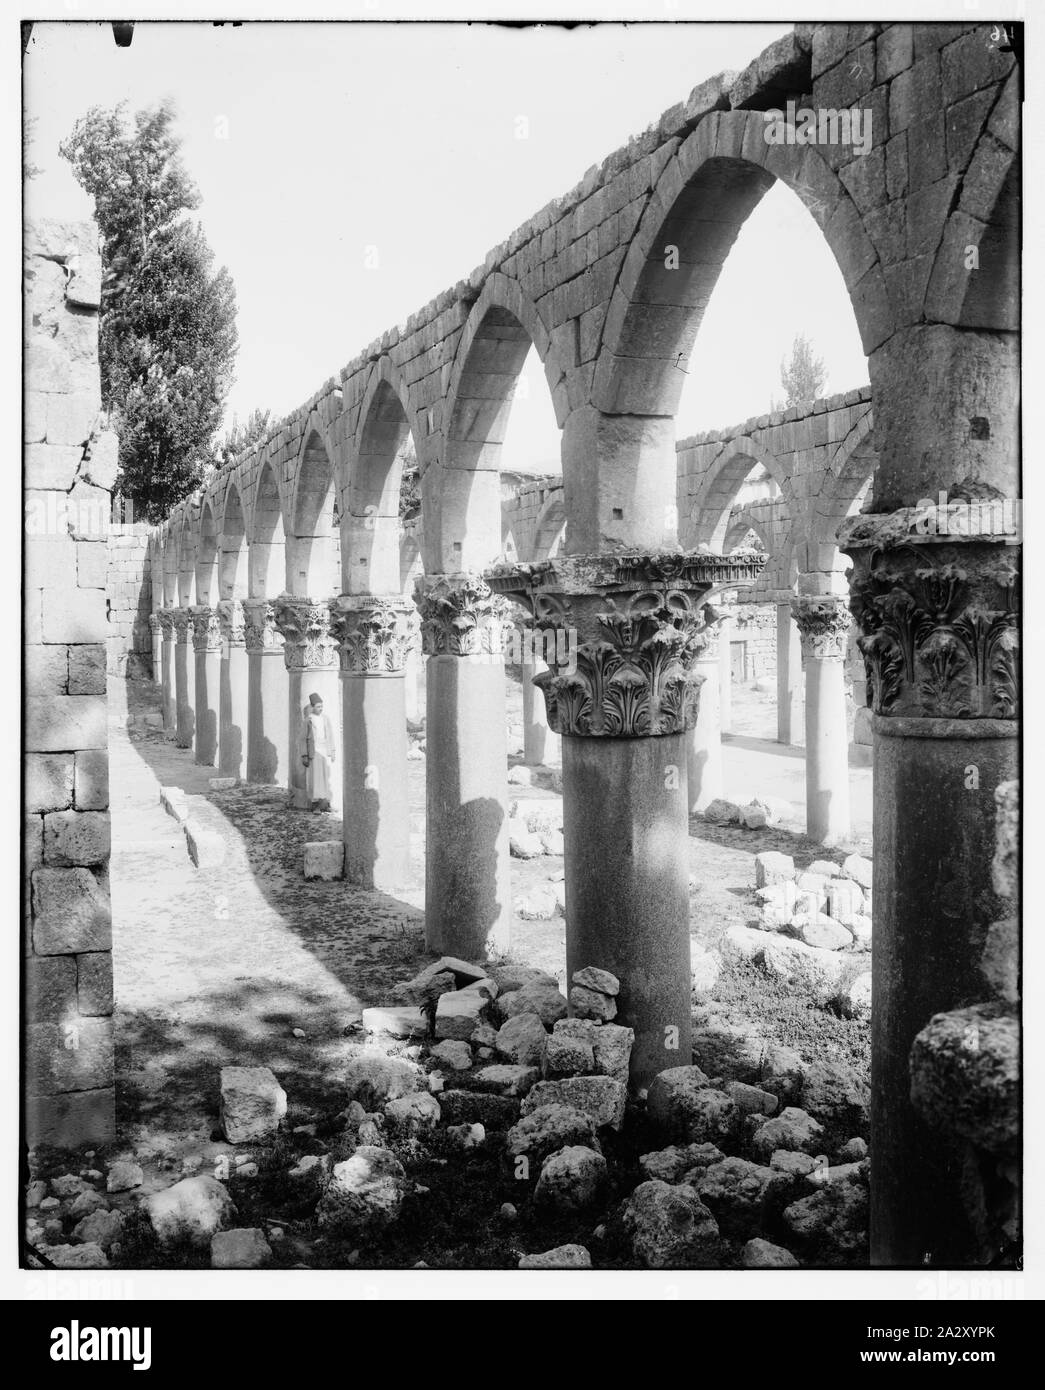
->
(778, 332, 827, 410)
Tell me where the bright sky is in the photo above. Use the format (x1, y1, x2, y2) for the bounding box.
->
(24, 19, 869, 472)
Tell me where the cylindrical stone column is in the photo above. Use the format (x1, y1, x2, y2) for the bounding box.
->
(841, 516, 1019, 1266)
(687, 609, 722, 813)
(190, 605, 221, 767)
(404, 647, 422, 723)
(489, 553, 762, 1087)
(791, 596, 852, 845)
(522, 656, 559, 767)
(331, 595, 416, 890)
(243, 599, 288, 785)
(272, 597, 340, 811)
(149, 612, 163, 686)
(415, 573, 512, 960)
(172, 607, 194, 749)
(776, 599, 803, 744)
(217, 599, 248, 780)
(157, 609, 176, 735)
(718, 605, 734, 735)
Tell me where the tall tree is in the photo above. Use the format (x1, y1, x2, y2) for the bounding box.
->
(778, 332, 827, 410)
(60, 100, 238, 521)
(208, 407, 272, 476)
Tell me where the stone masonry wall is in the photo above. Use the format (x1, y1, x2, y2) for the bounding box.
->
(107, 523, 153, 676)
(24, 218, 118, 1149)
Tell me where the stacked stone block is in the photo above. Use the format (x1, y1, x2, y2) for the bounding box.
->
(107, 524, 153, 675)
(25, 218, 116, 1148)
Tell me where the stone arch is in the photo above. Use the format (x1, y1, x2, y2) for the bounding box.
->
(220, 475, 249, 600)
(250, 455, 287, 597)
(195, 495, 221, 605)
(816, 409, 877, 571)
(532, 492, 567, 561)
(175, 508, 198, 607)
(399, 527, 422, 597)
(346, 360, 419, 595)
(724, 511, 771, 555)
(160, 523, 178, 608)
(428, 273, 566, 572)
(288, 416, 339, 596)
(593, 109, 888, 419)
(688, 439, 790, 550)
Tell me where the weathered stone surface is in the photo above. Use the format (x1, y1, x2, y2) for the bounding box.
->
(826, 877, 864, 926)
(838, 1136, 868, 1162)
(755, 851, 795, 888)
(728, 1081, 779, 1117)
(428, 1039, 473, 1071)
(49, 1243, 109, 1269)
(384, 1091, 442, 1132)
(783, 1180, 869, 1257)
(106, 1160, 143, 1193)
(697, 1157, 789, 1238)
(211, 1227, 272, 1269)
(770, 1149, 819, 1178)
(474, 1064, 540, 1097)
(742, 1237, 800, 1268)
(639, 1143, 724, 1185)
(691, 942, 722, 993)
(72, 1207, 124, 1250)
(758, 933, 848, 1001)
(838, 971, 873, 1019)
(571, 965, 620, 996)
(220, 1066, 287, 1144)
(980, 918, 1018, 1004)
(703, 798, 740, 825)
(798, 1059, 871, 1129)
(545, 1030, 594, 1077)
(647, 1067, 739, 1144)
(569, 983, 618, 1021)
(751, 1107, 825, 1161)
(518, 1243, 592, 1269)
(494, 1012, 548, 1067)
(302, 840, 345, 880)
(344, 1053, 424, 1108)
(788, 912, 853, 951)
(841, 853, 873, 889)
(521, 1075, 627, 1130)
(316, 1147, 406, 1236)
(145, 1176, 236, 1249)
(534, 1145, 607, 1211)
(439, 1090, 521, 1130)
(488, 962, 558, 994)
(362, 1005, 427, 1040)
(496, 980, 568, 1028)
(591, 1022, 634, 1084)
(622, 1181, 721, 1269)
(909, 1005, 1018, 1152)
(435, 988, 488, 1040)
(508, 821, 544, 858)
(505, 1104, 600, 1170)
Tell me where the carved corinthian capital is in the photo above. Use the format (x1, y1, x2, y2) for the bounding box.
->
(271, 595, 339, 671)
(839, 511, 1019, 721)
(485, 552, 758, 738)
(330, 595, 418, 674)
(790, 595, 852, 661)
(414, 573, 512, 657)
(241, 599, 285, 654)
(156, 609, 175, 639)
(189, 604, 223, 654)
(172, 608, 193, 644)
(216, 598, 246, 649)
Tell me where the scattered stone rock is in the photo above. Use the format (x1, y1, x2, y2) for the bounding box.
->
(534, 1146, 607, 1212)
(39, 1197, 60, 1211)
(488, 963, 558, 995)
(106, 1160, 144, 1193)
(569, 984, 617, 1021)
(739, 802, 768, 829)
(384, 1091, 442, 1133)
(316, 1147, 406, 1236)
(572, 966, 620, 996)
(513, 887, 560, 920)
(770, 1150, 819, 1178)
(545, 1031, 594, 1077)
(850, 914, 873, 946)
(757, 934, 847, 1001)
(788, 912, 853, 951)
(521, 1075, 627, 1130)
(742, 1237, 799, 1268)
(494, 1012, 548, 1068)
(518, 1244, 592, 1269)
(838, 1137, 868, 1162)
(51, 1174, 86, 1198)
(49, 1243, 109, 1269)
(438, 1091, 521, 1130)
(288, 1154, 332, 1184)
(826, 878, 864, 926)
(980, 918, 1018, 1004)
(703, 798, 740, 825)
(805, 1160, 864, 1189)
(842, 853, 873, 890)
(751, 1108, 824, 1161)
(435, 988, 489, 1040)
(697, 1158, 789, 1238)
(639, 1143, 724, 1184)
(220, 1067, 288, 1144)
(474, 1064, 540, 1097)
(622, 1181, 721, 1268)
(344, 1054, 424, 1108)
(446, 1122, 485, 1151)
(145, 1176, 236, 1249)
(799, 1059, 870, 1130)
(729, 1081, 779, 1116)
(839, 971, 872, 1019)
(499, 1202, 517, 1220)
(72, 1208, 123, 1250)
(25, 1180, 47, 1208)
(647, 1067, 739, 1144)
(783, 1180, 869, 1257)
(496, 980, 568, 1029)
(508, 821, 544, 858)
(505, 1104, 600, 1171)
(302, 839, 344, 880)
(754, 851, 795, 888)
(909, 1004, 1018, 1152)
(69, 1188, 108, 1218)
(691, 943, 722, 993)
(591, 1022, 634, 1085)
(428, 1040, 472, 1071)
(362, 1005, 427, 1040)
(211, 1227, 273, 1269)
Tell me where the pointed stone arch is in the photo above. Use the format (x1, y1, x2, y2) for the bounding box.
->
(346, 359, 419, 595)
(250, 454, 287, 597)
(288, 416, 339, 597)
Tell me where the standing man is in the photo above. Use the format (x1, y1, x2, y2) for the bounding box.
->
(300, 692, 336, 812)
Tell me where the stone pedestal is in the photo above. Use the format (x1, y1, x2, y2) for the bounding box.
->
(841, 515, 1019, 1266)
(490, 553, 761, 1087)
(172, 608, 194, 749)
(791, 596, 851, 844)
(157, 609, 176, 734)
(190, 605, 221, 767)
(217, 600, 248, 779)
(776, 600, 802, 745)
(687, 612, 721, 813)
(243, 599, 288, 786)
(149, 612, 162, 686)
(273, 597, 340, 811)
(331, 596, 416, 890)
(416, 574, 512, 960)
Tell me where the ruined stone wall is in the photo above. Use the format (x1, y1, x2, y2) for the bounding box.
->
(107, 524, 153, 676)
(731, 602, 778, 683)
(24, 218, 118, 1148)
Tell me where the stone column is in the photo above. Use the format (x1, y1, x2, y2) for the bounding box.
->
(687, 607, 722, 813)
(490, 554, 755, 1088)
(172, 607, 194, 749)
(516, 621, 560, 767)
(776, 599, 802, 744)
(157, 609, 176, 735)
(149, 612, 163, 686)
(331, 596, 417, 890)
(190, 605, 221, 767)
(415, 573, 512, 960)
(216, 599, 248, 780)
(717, 603, 734, 735)
(272, 597, 340, 810)
(791, 596, 851, 845)
(841, 514, 1019, 1267)
(404, 647, 422, 723)
(242, 599, 288, 785)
